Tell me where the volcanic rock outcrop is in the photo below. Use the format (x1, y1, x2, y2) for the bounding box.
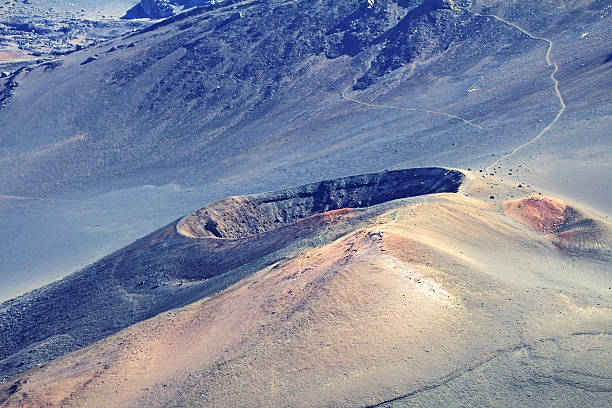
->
(0, 167, 462, 383)
(124, 0, 235, 19)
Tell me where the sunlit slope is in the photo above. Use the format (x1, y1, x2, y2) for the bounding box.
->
(0, 168, 463, 383)
(2, 175, 610, 407)
(1, 0, 611, 303)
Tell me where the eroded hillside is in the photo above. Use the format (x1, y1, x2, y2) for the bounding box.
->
(1, 0, 610, 303)
(1, 171, 610, 407)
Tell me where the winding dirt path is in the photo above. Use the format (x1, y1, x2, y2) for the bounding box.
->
(189, 66, 485, 131)
(473, 12, 567, 170)
(334, 91, 485, 130)
(0, 194, 51, 201)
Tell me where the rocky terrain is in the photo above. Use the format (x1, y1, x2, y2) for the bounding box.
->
(0, 0, 610, 406)
(0, 168, 463, 383)
(0, 0, 148, 65)
(124, 0, 237, 19)
(0, 170, 610, 407)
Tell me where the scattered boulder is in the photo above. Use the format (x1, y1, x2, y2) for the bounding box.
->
(80, 54, 99, 65)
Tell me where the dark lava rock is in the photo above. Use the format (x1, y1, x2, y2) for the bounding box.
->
(80, 55, 98, 65)
(139, 0, 176, 18)
(124, 0, 235, 19)
(352, 0, 472, 89)
(0, 68, 22, 109)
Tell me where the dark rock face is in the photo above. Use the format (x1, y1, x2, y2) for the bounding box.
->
(326, 1, 463, 58)
(0, 168, 462, 382)
(179, 167, 464, 238)
(125, 0, 233, 19)
(134, 0, 176, 19)
(0, 68, 22, 109)
(354, 0, 473, 89)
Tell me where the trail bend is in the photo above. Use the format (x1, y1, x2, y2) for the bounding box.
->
(472, 12, 567, 170)
(319, 89, 485, 130)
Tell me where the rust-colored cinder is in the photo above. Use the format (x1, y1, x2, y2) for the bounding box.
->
(504, 196, 610, 256)
(504, 196, 568, 233)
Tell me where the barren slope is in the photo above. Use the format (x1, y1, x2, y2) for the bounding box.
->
(1, 173, 610, 407)
(0, 168, 463, 382)
(1, 0, 611, 302)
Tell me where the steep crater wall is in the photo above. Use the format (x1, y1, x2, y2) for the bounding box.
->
(178, 167, 464, 239)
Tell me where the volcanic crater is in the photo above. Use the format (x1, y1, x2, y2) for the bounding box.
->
(178, 167, 464, 239)
(0, 167, 464, 383)
(504, 196, 611, 259)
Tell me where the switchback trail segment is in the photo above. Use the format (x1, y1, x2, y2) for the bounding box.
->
(339, 91, 485, 130)
(472, 12, 567, 171)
